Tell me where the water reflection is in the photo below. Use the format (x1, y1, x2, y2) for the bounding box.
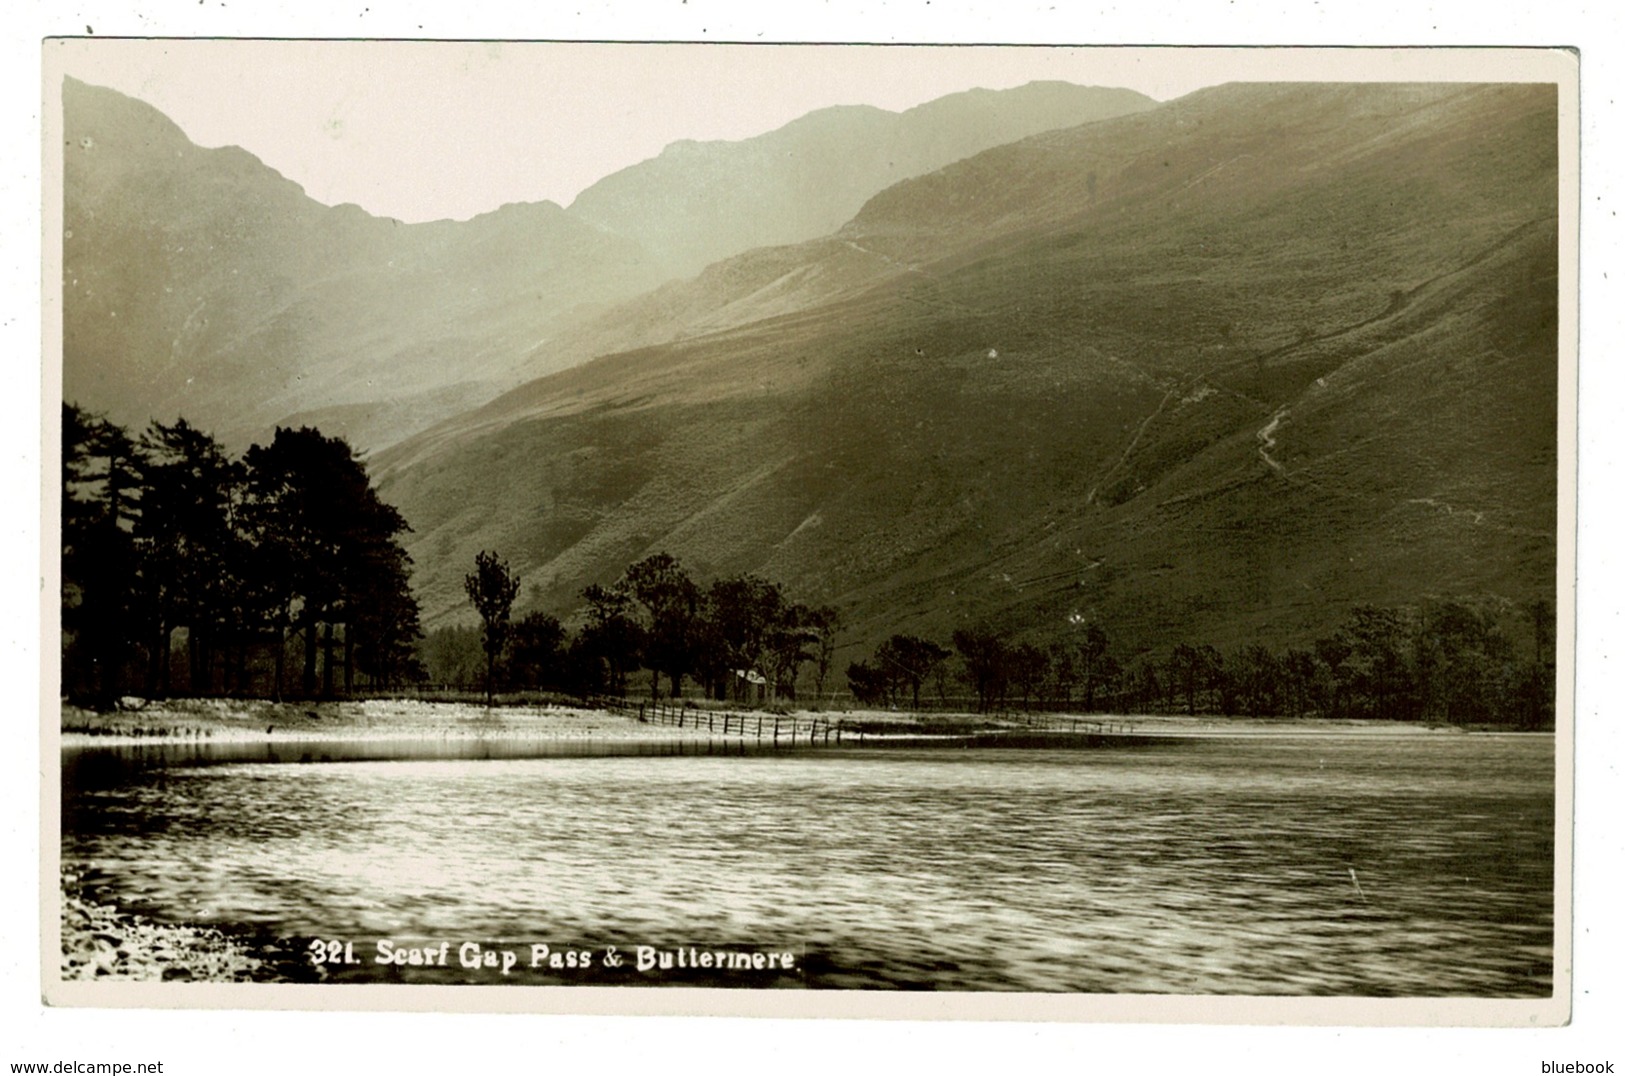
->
(62, 735, 1554, 994)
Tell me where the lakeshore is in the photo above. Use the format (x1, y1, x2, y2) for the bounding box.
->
(59, 867, 307, 982)
(57, 696, 1491, 749)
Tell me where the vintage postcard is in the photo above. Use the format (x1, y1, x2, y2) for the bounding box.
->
(40, 41, 1577, 1024)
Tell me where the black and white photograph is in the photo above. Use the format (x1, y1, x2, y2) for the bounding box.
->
(34, 34, 1585, 1036)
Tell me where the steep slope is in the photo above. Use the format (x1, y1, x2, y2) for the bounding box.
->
(377, 81, 1558, 665)
(565, 82, 1156, 279)
(492, 81, 1553, 392)
(840, 217, 1558, 656)
(62, 76, 662, 451)
(61, 77, 1154, 453)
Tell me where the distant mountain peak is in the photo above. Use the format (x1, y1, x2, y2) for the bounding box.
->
(565, 82, 1157, 278)
(373, 82, 1558, 654)
(61, 76, 1158, 457)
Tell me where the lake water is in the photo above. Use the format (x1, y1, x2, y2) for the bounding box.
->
(61, 733, 1554, 994)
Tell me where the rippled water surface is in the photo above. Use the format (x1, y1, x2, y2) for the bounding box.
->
(63, 734, 1554, 993)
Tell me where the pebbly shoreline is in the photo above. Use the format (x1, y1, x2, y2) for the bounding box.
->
(58, 868, 291, 982)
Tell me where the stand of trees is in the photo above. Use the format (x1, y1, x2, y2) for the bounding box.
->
(67, 399, 1549, 732)
(840, 599, 1555, 729)
(61, 405, 423, 707)
(434, 535, 1553, 727)
(443, 550, 841, 705)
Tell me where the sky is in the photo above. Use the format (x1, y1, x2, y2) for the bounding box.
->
(49, 40, 1232, 222)
(43, 39, 1550, 226)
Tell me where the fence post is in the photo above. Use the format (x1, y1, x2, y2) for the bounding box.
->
(774, 717, 780, 745)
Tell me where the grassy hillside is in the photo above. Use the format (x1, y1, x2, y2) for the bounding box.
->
(62, 78, 666, 452)
(567, 82, 1156, 279)
(62, 77, 1152, 453)
(377, 81, 1559, 669)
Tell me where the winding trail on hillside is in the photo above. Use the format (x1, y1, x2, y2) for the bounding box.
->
(841, 238, 915, 273)
(1171, 152, 1255, 196)
(1249, 408, 1541, 534)
(1246, 215, 1556, 369)
(167, 298, 210, 370)
(840, 238, 985, 317)
(1406, 497, 1487, 526)
(1255, 414, 1542, 535)
(1256, 406, 1289, 476)
(1086, 380, 1185, 505)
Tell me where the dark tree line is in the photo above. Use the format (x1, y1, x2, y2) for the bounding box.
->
(61, 405, 423, 707)
(452, 550, 841, 705)
(847, 621, 1122, 715)
(841, 600, 1555, 728)
(846, 635, 951, 710)
(1139, 601, 1553, 726)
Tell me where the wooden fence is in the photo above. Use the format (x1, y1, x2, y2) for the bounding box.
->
(591, 696, 850, 746)
(1012, 712, 1138, 735)
(584, 695, 1136, 745)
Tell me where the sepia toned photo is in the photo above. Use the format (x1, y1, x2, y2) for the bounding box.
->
(42, 41, 1575, 1022)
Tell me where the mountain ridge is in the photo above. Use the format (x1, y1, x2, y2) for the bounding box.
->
(565, 81, 1157, 278)
(62, 75, 1155, 452)
(370, 81, 1557, 666)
